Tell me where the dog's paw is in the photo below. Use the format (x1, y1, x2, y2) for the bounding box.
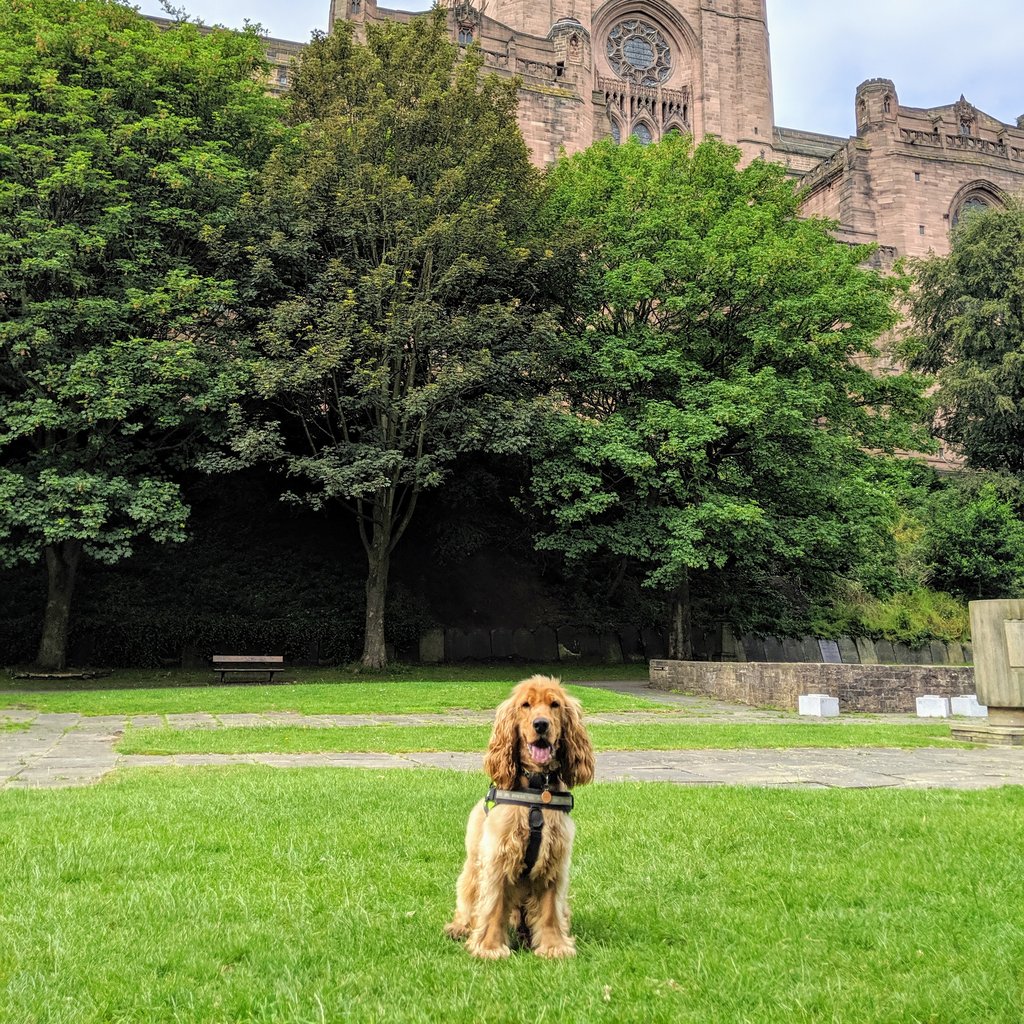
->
(468, 942, 512, 960)
(444, 921, 469, 941)
(535, 941, 576, 959)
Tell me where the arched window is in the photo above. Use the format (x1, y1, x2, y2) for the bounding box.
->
(883, 95, 892, 115)
(606, 19, 671, 87)
(632, 122, 653, 145)
(609, 119, 622, 143)
(457, 27, 474, 44)
(950, 182, 1004, 227)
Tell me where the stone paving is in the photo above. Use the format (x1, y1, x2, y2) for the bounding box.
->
(2, 683, 1023, 791)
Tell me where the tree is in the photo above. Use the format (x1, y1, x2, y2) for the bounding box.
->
(224, 15, 559, 668)
(528, 136, 929, 656)
(0, 0, 279, 668)
(905, 199, 1024, 475)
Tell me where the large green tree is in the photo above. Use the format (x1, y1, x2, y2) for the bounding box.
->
(224, 15, 559, 668)
(905, 199, 1024, 475)
(529, 136, 929, 656)
(0, 0, 279, 668)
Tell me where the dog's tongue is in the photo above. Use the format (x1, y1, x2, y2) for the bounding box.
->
(529, 744, 552, 765)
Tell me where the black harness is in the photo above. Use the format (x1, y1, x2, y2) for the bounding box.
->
(485, 770, 574, 879)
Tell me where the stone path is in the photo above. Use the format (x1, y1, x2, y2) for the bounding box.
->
(2, 685, 1022, 791)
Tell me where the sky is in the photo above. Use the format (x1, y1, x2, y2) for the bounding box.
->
(133, 0, 1024, 138)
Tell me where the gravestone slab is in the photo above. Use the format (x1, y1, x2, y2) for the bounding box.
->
(854, 637, 878, 665)
(893, 642, 918, 665)
(600, 633, 624, 664)
(962, 643, 974, 664)
(874, 639, 896, 664)
(617, 626, 645, 662)
(945, 642, 966, 666)
(641, 628, 668, 661)
(720, 628, 746, 662)
(445, 629, 492, 662)
(781, 638, 805, 663)
(490, 628, 516, 660)
(800, 636, 823, 662)
(837, 636, 860, 664)
(557, 627, 602, 660)
(419, 629, 445, 664)
(742, 635, 767, 662)
(763, 636, 787, 662)
(512, 628, 558, 662)
(929, 640, 948, 665)
(818, 639, 843, 664)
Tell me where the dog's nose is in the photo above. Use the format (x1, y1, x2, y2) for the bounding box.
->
(533, 718, 549, 734)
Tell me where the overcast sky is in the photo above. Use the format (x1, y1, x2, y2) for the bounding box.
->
(133, 0, 1023, 138)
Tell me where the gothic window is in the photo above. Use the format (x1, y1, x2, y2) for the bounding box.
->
(959, 119, 972, 136)
(632, 122, 653, 145)
(351, 0, 360, 11)
(883, 96, 891, 114)
(610, 119, 622, 143)
(606, 19, 671, 87)
(457, 27, 474, 44)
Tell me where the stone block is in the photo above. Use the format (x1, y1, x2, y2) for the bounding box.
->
(800, 636, 823, 662)
(962, 643, 974, 664)
(418, 628, 445, 663)
(742, 635, 767, 662)
(916, 695, 951, 718)
(929, 640, 948, 665)
(837, 636, 860, 664)
(854, 637, 878, 665)
(720, 628, 746, 662)
(762, 636, 786, 662)
(781, 638, 805, 662)
(799, 693, 840, 717)
(950, 694, 988, 717)
(893, 642, 917, 665)
(512, 628, 558, 662)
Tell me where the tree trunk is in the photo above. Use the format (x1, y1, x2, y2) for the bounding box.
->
(36, 540, 83, 671)
(360, 513, 392, 670)
(668, 572, 692, 661)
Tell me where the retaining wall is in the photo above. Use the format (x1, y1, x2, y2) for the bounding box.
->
(650, 660, 976, 714)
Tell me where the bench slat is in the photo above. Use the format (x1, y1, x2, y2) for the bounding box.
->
(211, 655, 284, 664)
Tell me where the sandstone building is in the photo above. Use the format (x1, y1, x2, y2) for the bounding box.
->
(313, 0, 1024, 268)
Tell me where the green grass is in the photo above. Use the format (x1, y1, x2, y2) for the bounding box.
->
(116, 722, 968, 756)
(0, 768, 1021, 1023)
(0, 720, 28, 733)
(0, 678, 655, 717)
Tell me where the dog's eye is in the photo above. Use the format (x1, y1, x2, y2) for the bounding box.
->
(550, 701, 560, 708)
(521, 701, 531, 708)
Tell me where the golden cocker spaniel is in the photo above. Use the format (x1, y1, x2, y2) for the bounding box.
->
(445, 675, 595, 959)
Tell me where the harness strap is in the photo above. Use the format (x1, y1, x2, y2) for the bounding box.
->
(484, 785, 573, 880)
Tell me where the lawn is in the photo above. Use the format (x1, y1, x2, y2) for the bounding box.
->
(0, 677, 655, 717)
(116, 722, 968, 755)
(0, 769, 1021, 1023)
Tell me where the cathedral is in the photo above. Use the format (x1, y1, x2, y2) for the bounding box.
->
(277, 0, 1024, 266)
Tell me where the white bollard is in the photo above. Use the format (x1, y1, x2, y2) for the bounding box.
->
(799, 693, 840, 717)
(950, 694, 988, 717)
(916, 695, 951, 718)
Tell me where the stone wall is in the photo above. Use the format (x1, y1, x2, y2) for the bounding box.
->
(649, 659, 975, 713)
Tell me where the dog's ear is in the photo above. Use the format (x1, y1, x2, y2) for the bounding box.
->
(559, 694, 595, 788)
(484, 696, 519, 789)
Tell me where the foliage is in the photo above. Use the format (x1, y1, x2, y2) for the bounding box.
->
(0, 0, 281, 665)
(220, 13, 561, 667)
(528, 136, 930, 649)
(905, 199, 1024, 474)
(918, 473, 1024, 600)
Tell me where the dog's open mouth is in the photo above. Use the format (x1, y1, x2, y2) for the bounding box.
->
(528, 740, 553, 765)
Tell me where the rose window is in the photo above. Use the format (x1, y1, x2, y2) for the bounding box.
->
(607, 19, 671, 87)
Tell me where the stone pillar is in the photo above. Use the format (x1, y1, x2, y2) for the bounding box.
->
(954, 600, 1024, 744)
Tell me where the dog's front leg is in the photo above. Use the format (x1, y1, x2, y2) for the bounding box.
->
(466, 867, 513, 959)
(527, 873, 576, 959)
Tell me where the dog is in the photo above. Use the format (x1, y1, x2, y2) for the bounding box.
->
(445, 675, 595, 959)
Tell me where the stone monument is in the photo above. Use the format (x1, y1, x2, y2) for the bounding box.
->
(952, 600, 1024, 745)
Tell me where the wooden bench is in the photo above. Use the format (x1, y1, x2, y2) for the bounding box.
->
(211, 655, 285, 684)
